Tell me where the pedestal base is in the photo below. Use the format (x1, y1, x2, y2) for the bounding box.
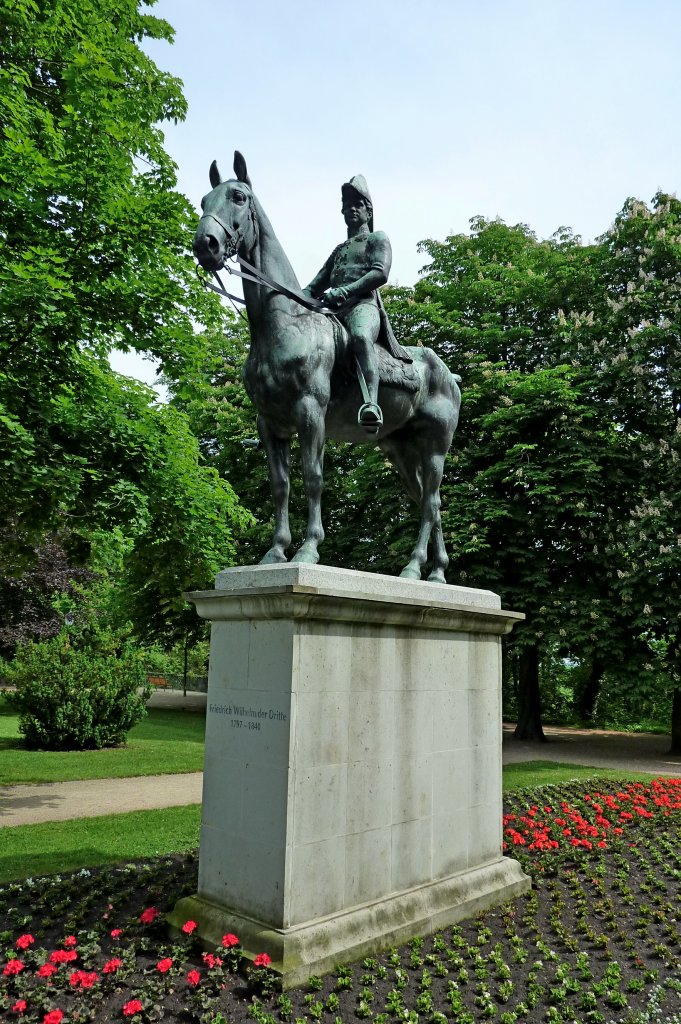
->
(177, 565, 529, 985)
(169, 857, 529, 988)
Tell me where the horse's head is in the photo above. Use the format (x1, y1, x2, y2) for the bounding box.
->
(193, 151, 256, 270)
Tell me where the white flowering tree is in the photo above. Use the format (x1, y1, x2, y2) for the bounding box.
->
(595, 195, 681, 751)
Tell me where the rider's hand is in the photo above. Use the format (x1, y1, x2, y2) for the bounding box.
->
(324, 287, 349, 307)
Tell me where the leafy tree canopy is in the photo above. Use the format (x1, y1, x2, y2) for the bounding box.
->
(0, 0, 250, 640)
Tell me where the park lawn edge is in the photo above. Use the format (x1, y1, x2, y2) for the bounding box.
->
(0, 706, 206, 784)
(0, 803, 202, 883)
(502, 760, 662, 791)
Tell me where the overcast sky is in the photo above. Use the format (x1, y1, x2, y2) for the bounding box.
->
(111, 0, 681, 390)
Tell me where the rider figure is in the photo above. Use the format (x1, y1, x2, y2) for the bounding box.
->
(303, 175, 410, 434)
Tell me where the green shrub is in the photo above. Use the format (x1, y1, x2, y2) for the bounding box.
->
(4, 630, 150, 750)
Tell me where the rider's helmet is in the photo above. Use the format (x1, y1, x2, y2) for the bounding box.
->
(341, 175, 373, 232)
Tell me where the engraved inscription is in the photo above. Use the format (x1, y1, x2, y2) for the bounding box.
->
(209, 702, 287, 734)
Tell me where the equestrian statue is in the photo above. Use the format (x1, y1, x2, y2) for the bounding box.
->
(193, 152, 461, 583)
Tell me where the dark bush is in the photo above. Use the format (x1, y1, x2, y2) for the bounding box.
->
(4, 631, 150, 750)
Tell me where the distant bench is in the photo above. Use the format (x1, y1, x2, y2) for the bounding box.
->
(147, 674, 168, 689)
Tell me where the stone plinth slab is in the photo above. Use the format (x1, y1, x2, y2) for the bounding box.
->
(169, 564, 529, 982)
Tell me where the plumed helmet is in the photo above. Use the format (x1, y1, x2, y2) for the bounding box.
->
(341, 175, 373, 231)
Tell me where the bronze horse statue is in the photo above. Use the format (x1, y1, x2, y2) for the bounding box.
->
(193, 152, 461, 583)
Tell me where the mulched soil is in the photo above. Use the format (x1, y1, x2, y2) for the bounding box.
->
(1, 778, 680, 1024)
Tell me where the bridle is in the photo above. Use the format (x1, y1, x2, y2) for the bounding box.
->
(196, 201, 351, 317)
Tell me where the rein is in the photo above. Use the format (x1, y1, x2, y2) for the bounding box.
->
(197, 210, 350, 317)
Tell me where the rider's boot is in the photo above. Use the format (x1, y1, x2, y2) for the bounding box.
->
(357, 362, 383, 435)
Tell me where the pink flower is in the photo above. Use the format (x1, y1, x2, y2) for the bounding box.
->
(44, 1012, 64, 1024)
(222, 933, 239, 948)
(38, 963, 58, 978)
(103, 958, 122, 974)
(186, 968, 201, 987)
(4, 959, 25, 976)
(16, 935, 34, 950)
(182, 920, 198, 935)
(122, 999, 143, 1017)
(253, 952, 272, 967)
(156, 958, 173, 973)
(110, 928, 123, 939)
(63, 936, 77, 948)
(12, 1000, 27, 1014)
(139, 907, 159, 925)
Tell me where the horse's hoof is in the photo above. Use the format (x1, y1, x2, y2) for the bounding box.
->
(427, 570, 447, 584)
(399, 565, 421, 580)
(260, 549, 288, 564)
(291, 546, 320, 565)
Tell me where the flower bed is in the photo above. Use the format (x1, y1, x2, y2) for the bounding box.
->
(1, 777, 680, 1024)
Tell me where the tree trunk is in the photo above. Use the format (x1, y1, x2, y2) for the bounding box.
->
(671, 687, 681, 755)
(579, 658, 604, 723)
(513, 645, 546, 741)
(183, 634, 189, 698)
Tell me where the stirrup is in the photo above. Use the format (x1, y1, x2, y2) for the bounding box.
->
(358, 402, 383, 434)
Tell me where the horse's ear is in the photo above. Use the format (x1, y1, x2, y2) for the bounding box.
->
(209, 160, 221, 189)
(233, 150, 252, 188)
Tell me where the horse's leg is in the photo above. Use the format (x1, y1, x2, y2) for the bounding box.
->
(381, 433, 449, 582)
(427, 520, 449, 584)
(291, 398, 326, 564)
(402, 448, 447, 581)
(258, 416, 291, 564)
(379, 436, 427, 580)
(423, 452, 449, 584)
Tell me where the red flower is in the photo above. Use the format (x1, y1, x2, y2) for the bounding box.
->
(103, 958, 122, 974)
(253, 953, 272, 967)
(44, 1012, 64, 1024)
(4, 959, 25, 976)
(110, 929, 123, 939)
(16, 935, 34, 950)
(139, 907, 159, 925)
(181, 920, 198, 935)
(49, 950, 77, 964)
(63, 936, 77, 948)
(202, 953, 223, 969)
(122, 999, 143, 1017)
(69, 970, 98, 988)
(222, 933, 239, 948)
(186, 968, 201, 987)
(156, 958, 173, 973)
(12, 1000, 27, 1014)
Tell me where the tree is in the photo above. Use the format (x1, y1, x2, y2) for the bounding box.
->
(593, 195, 681, 750)
(381, 219, 654, 740)
(0, 531, 95, 658)
(0, 0, 250, 636)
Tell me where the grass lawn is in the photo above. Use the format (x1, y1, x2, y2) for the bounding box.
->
(0, 804, 201, 883)
(0, 705, 206, 784)
(503, 759, 659, 791)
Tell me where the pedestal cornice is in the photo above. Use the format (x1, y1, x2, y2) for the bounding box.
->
(186, 585, 523, 635)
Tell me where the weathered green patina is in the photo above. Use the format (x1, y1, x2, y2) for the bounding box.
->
(302, 174, 411, 432)
(193, 153, 461, 581)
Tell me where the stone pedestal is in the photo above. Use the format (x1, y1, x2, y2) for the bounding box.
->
(169, 565, 530, 986)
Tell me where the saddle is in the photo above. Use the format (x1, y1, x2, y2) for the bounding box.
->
(329, 317, 421, 395)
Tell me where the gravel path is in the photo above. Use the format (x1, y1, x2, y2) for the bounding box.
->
(0, 772, 204, 827)
(503, 722, 681, 776)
